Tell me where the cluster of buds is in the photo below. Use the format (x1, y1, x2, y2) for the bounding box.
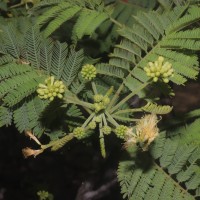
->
(124, 114, 159, 151)
(37, 191, 50, 200)
(73, 127, 87, 140)
(88, 121, 97, 129)
(93, 94, 110, 113)
(115, 125, 128, 139)
(81, 64, 97, 81)
(144, 56, 174, 83)
(37, 76, 65, 101)
(94, 116, 101, 123)
(102, 126, 112, 135)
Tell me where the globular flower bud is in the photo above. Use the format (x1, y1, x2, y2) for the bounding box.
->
(144, 56, 174, 83)
(115, 125, 128, 139)
(81, 64, 97, 81)
(163, 78, 169, 83)
(102, 126, 112, 135)
(94, 116, 101, 123)
(94, 103, 102, 113)
(94, 94, 104, 103)
(88, 121, 97, 129)
(37, 191, 49, 200)
(93, 94, 110, 113)
(102, 96, 110, 106)
(73, 127, 86, 140)
(37, 76, 65, 101)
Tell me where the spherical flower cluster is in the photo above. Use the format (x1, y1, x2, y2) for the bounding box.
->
(94, 116, 101, 123)
(94, 94, 103, 103)
(102, 126, 112, 135)
(144, 56, 174, 83)
(115, 125, 128, 139)
(37, 191, 49, 200)
(37, 76, 65, 101)
(124, 114, 159, 151)
(73, 127, 86, 140)
(88, 121, 97, 129)
(81, 64, 97, 81)
(93, 94, 110, 113)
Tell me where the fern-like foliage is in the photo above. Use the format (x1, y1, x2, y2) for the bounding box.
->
(178, 118, 200, 145)
(31, 0, 113, 41)
(142, 102, 173, 114)
(157, 0, 188, 10)
(13, 96, 49, 137)
(97, 5, 200, 92)
(118, 119, 200, 200)
(0, 106, 12, 127)
(0, 19, 85, 136)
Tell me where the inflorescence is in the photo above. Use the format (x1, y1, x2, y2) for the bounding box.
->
(81, 64, 97, 81)
(124, 114, 159, 151)
(144, 56, 174, 83)
(93, 94, 110, 113)
(37, 76, 65, 101)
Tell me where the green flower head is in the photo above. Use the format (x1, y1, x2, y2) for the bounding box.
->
(102, 126, 112, 135)
(93, 94, 110, 113)
(81, 64, 97, 81)
(94, 94, 104, 103)
(144, 56, 174, 83)
(115, 125, 128, 139)
(73, 127, 86, 140)
(37, 76, 65, 101)
(88, 121, 97, 129)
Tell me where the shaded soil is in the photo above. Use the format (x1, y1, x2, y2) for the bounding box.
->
(172, 83, 200, 113)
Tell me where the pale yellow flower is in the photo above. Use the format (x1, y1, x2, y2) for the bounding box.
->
(124, 114, 159, 151)
(22, 147, 44, 158)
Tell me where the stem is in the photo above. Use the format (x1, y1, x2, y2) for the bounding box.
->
(83, 107, 92, 114)
(99, 119, 106, 158)
(112, 115, 139, 122)
(110, 17, 124, 28)
(113, 108, 142, 115)
(82, 113, 95, 128)
(106, 86, 114, 96)
(9, 3, 24, 8)
(110, 82, 149, 113)
(41, 133, 74, 150)
(107, 84, 124, 111)
(102, 114, 108, 126)
(105, 111, 119, 127)
(65, 95, 93, 110)
(92, 81, 98, 95)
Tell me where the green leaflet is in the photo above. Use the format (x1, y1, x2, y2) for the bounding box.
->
(62, 49, 84, 86)
(0, 63, 32, 80)
(95, 63, 125, 78)
(34, 0, 111, 40)
(44, 6, 81, 38)
(142, 102, 173, 114)
(0, 106, 12, 127)
(3, 76, 44, 107)
(98, 4, 199, 91)
(13, 97, 49, 136)
(157, 0, 186, 10)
